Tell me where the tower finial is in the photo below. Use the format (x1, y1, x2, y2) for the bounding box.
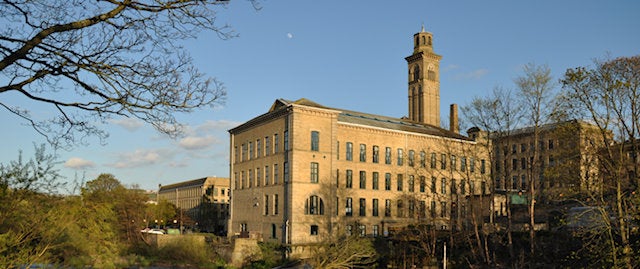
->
(421, 23, 425, 32)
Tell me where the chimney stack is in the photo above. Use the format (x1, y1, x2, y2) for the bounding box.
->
(450, 104, 459, 134)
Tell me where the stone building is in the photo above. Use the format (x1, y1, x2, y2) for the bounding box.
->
(490, 120, 605, 223)
(227, 27, 491, 252)
(158, 176, 230, 234)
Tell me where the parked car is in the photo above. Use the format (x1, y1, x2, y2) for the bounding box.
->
(141, 228, 165, 234)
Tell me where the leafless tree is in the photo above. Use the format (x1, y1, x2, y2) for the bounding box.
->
(514, 63, 557, 261)
(462, 86, 524, 266)
(0, 0, 255, 149)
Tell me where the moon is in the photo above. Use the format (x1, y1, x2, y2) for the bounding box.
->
(287, 33, 293, 39)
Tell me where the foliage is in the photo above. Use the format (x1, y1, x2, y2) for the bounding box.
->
(0, 0, 249, 148)
(307, 234, 377, 269)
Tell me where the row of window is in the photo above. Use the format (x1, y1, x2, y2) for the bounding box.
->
(234, 162, 289, 189)
(495, 155, 556, 172)
(235, 132, 488, 177)
(339, 142, 486, 174)
(500, 139, 556, 156)
(235, 131, 291, 163)
(338, 169, 484, 195)
(262, 194, 280, 216)
(496, 175, 528, 191)
(302, 195, 450, 219)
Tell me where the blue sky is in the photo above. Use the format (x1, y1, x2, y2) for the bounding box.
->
(1, 0, 639, 190)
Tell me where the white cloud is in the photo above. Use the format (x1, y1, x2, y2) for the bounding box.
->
(178, 135, 219, 150)
(454, 68, 489, 80)
(109, 117, 144, 132)
(442, 64, 459, 72)
(195, 120, 241, 133)
(64, 157, 96, 170)
(106, 148, 174, 169)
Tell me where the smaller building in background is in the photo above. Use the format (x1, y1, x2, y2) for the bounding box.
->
(158, 176, 230, 234)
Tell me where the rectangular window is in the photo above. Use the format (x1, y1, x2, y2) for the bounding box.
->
(470, 158, 475, 173)
(256, 168, 262, 187)
(408, 200, 415, 218)
(311, 131, 319, 151)
(264, 195, 269, 215)
(521, 143, 526, 152)
(346, 170, 353, 188)
(451, 155, 457, 171)
(373, 225, 379, 237)
(234, 146, 239, 163)
(431, 176, 437, 193)
(310, 162, 319, 183)
(242, 143, 247, 161)
(397, 174, 403, 191)
(440, 201, 447, 218)
(512, 176, 518, 190)
(274, 194, 279, 215)
(385, 199, 391, 217)
(372, 172, 379, 190)
(397, 200, 404, 217)
(461, 157, 467, 172)
(461, 179, 466, 194)
(345, 197, 353, 216)
(359, 144, 366, 162)
(372, 198, 379, 216)
(419, 176, 426, 192)
(257, 139, 262, 157)
(521, 175, 527, 190)
(274, 134, 279, 153)
(440, 154, 447, 169)
(265, 136, 271, 156)
(420, 151, 426, 168)
(284, 130, 289, 151)
(431, 153, 437, 168)
(346, 225, 352, 236)
(359, 171, 366, 189)
(419, 201, 426, 219)
(346, 142, 353, 161)
(336, 141, 340, 160)
(549, 139, 554, 150)
(441, 178, 447, 194)
(359, 225, 366, 237)
(408, 150, 415, 167)
(397, 148, 404, 166)
(310, 225, 318, 236)
(385, 173, 391, 190)
(359, 198, 366, 216)
(373, 145, 379, 163)
(284, 161, 289, 182)
(481, 159, 486, 174)
(430, 201, 436, 218)
(451, 178, 457, 194)
(241, 171, 246, 189)
(265, 165, 270, 185)
(521, 157, 526, 169)
(385, 147, 392, 164)
(249, 169, 254, 188)
(408, 175, 415, 192)
(512, 159, 517, 170)
(273, 164, 279, 184)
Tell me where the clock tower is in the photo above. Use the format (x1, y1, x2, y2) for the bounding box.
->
(405, 25, 442, 126)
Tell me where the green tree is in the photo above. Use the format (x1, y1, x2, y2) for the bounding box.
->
(560, 55, 640, 269)
(0, 0, 259, 148)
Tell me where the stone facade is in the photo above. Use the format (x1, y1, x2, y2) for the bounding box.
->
(228, 28, 492, 251)
(158, 176, 230, 234)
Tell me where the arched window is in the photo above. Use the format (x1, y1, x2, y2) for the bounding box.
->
(422, 36, 426, 45)
(413, 65, 420, 81)
(305, 195, 324, 215)
(428, 36, 432, 45)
